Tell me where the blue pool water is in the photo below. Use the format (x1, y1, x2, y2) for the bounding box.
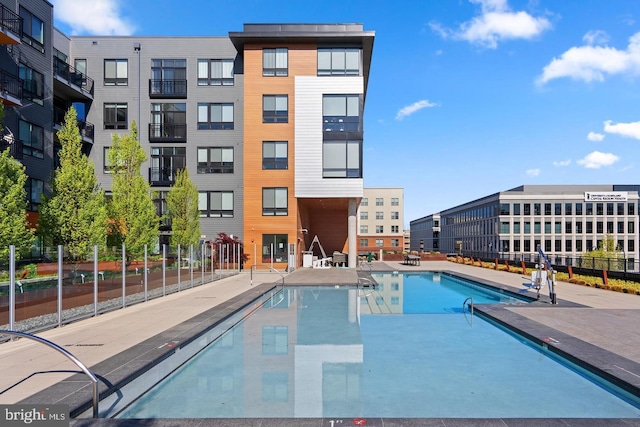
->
(116, 272, 640, 418)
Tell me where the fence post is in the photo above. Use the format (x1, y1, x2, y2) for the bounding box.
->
(9, 245, 15, 331)
(57, 245, 63, 327)
(190, 244, 194, 288)
(144, 245, 148, 302)
(568, 265, 573, 279)
(603, 269, 609, 287)
(521, 261, 526, 274)
(162, 244, 166, 296)
(93, 245, 98, 317)
(122, 244, 126, 309)
(177, 244, 181, 292)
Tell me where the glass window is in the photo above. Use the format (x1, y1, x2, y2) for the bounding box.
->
(359, 239, 368, 247)
(197, 147, 234, 174)
(555, 221, 561, 233)
(524, 240, 531, 252)
(523, 203, 530, 215)
(575, 203, 583, 215)
(323, 140, 361, 178)
(360, 225, 368, 233)
(19, 64, 44, 106)
(104, 59, 128, 86)
(524, 221, 531, 234)
(360, 211, 368, 220)
(554, 239, 561, 252)
(391, 239, 399, 247)
(586, 203, 593, 215)
(606, 203, 614, 216)
(263, 95, 288, 123)
(150, 59, 187, 96)
(534, 221, 541, 234)
(198, 59, 234, 85)
(391, 225, 399, 233)
(629, 240, 635, 252)
(323, 95, 360, 132)
(617, 203, 624, 215)
(629, 203, 636, 216)
(391, 198, 399, 206)
(513, 240, 521, 252)
(545, 239, 551, 252)
(500, 203, 510, 215)
(596, 203, 603, 215)
(500, 221, 510, 233)
(606, 221, 613, 233)
(25, 178, 43, 211)
(513, 222, 521, 234)
(534, 203, 541, 215)
(19, 7, 44, 52)
(575, 222, 583, 233)
(263, 188, 288, 216)
(513, 203, 520, 215)
(19, 120, 44, 159)
(376, 212, 383, 220)
(565, 239, 572, 252)
(104, 103, 128, 129)
(565, 221, 572, 233)
(361, 198, 368, 206)
(262, 141, 288, 170)
(376, 198, 383, 206)
(544, 221, 551, 233)
(586, 221, 593, 234)
(263, 48, 288, 76)
(565, 203, 572, 215)
(197, 103, 234, 129)
(199, 191, 234, 218)
(390, 212, 399, 220)
(576, 240, 583, 252)
(628, 221, 635, 234)
(544, 203, 551, 215)
(375, 225, 384, 234)
(150, 147, 186, 185)
(262, 234, 288, 263)
(103, 147, 115, 173)
(555, 203, 562, 215)
(318, 47, 361, 75)
(375, 239, 383, 247)
(150, 103, 186, 140)
(618, 221, 624, 233)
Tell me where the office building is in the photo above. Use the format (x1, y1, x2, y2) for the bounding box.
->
(357, 187, 404, 254)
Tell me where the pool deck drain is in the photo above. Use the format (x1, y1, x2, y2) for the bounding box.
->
(0, 261, 639, 426)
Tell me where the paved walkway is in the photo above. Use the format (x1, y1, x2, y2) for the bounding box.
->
(0, 260, 639, 426)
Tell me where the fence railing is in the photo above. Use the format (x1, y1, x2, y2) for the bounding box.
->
(0, 242, 245, 336)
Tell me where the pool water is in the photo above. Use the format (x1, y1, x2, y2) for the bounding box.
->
(116, 273, 640, 418)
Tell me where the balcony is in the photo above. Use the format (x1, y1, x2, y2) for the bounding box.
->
(149, 167, 181, 186)
(54, 106, 95, 143)
(0, 5, 22, 44)
(0, 69, 22, 106)
(53, 57, 94, 100)
(0, 136, 22, 160)
(148, 123, 186, 142)
(149, 80, 187, 98)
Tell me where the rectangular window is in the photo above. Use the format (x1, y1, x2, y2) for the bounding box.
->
(606, 203, 614, 216)
(375, 239, 383, 247)
(618, 221, 624, 233)
(629, 221, 635, 234)
(323, 140, 362, 178)
(263, 188, 288, 216)
(575, 222, 583, 233)
(524, 240, 531, 252)
(197, 147, 234, 174)
(544, 203, 551, 215)
(500, 240, 510, 252)
(513, 222, 520, 234)
(376, 198, 384, 206)
(524, 221, 531, 234)
(391, 225, 399, 233)
(198, 103, 234, 130)
(523, 203, 531, 215)
(104, 103, 128, 129)
(391, 211, 399, 220)
(586, 203, 593, 215)
(576, 240, 583, 252)
(629, 240, 635, 252)
(606, 221, 613, 233)
(318, 47, 361, 76)
(360, 225, 368, 233)
(25, 178, 43, 211)
(596, 203, 603, 215)
(391, 239, 399, 247)
(513, 203, 520, 215)
(150, 59, 187, 96)
(262, 234, 288, 263)
(500, 221, 510, 233)
(150, 103, 186, 140)
(586, 221, 593, 234)
(565, 239, 572, 252)
(554, 239, 561, 252)
(565, 203, 572, 215)
(19, 120, 44, 159)
(514, 240, 521, 252)
(555, 203, 562, 215)
(150, 147, 186, 185)
(199, 191, 234, 218)
(534, 221, 541, 234)
(153, 191, 170, 228)
(19, 7, 44, 52)
(262, 141, 288, 170)
(544, 221, 551, 234)
(500, 203, 510, 215)
(375, 212, 383, 220)
(263, 95, 288, 123)
(565, 221, 572, 234)
(360, 211, 368, 220)
(555, 221, 561, 234)
(198, 59, 234, 85)
(576, 203, 583, 215)
(263, 48, 288, 76)
(104, 59, 128, 86)
(103, 147, 115, 173)
(617, 203, 625, 215)
(629, 203, 636, 215)
(534, 203, 541, 215)
(391, 198, 399, 206)
(376, 225, 384, 234)
(322, 94, 361, 132)
(19, 64, 44, 106)
(359, 239, 368, 247)
(586, 239, 593, 251)
(545, 239, 551, 252)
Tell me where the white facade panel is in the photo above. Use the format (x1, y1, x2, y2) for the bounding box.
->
(294, 76, 364, 198)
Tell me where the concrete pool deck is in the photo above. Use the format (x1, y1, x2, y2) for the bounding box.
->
(1, 260, 639, 426)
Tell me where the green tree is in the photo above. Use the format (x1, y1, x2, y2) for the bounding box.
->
(166, 168, 200, 249)
(108, 122, 159, 259)
(0, 148, 35, 263)
(38, 107, 108, 260)
(582, 234, 625, 270)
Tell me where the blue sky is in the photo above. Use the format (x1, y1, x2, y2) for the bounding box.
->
(51, 0, 640, 227)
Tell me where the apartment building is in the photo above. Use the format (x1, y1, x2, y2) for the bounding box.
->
(0, 0, 375, 268)
(357, 188, 404, 255)
(410, 185, 639, 262)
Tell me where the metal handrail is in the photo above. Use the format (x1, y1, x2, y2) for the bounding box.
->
(250, 265, 285, 287)
(463, 297, 474, 327)
(0, 330, 99, 418)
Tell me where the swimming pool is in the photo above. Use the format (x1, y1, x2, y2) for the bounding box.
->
(111, 272, 640, 418)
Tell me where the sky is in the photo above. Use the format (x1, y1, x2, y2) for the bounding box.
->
(50, 0, 640, 227)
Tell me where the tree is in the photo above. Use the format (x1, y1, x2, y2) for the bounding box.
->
(0, 149, 35, 263)
(582, 234, 625, 270)
(38, 107, 107, 260)
(211, 232, 248, 265)
(108, 122, 159, 259)
(166, 168, 200, 249)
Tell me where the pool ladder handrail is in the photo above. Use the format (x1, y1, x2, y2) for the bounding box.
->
(463, 297, 474, 327)
(0, 329, 99, 418)
(250, 265, 286, 287)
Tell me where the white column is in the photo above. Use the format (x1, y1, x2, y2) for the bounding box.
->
(348, 198, 357, 268)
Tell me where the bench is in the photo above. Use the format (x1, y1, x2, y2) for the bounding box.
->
(404, 254, 421, 266)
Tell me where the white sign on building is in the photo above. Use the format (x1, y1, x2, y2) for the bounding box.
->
(584, 192, 628, 202)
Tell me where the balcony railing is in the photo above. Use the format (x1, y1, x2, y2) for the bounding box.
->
(149, 167, 181, 186)
(149, 79, 187, 98)
(53, 57, 94, 96)
(54, 106, 95, 142)
(0, 69, 22, 103)
(0, 137, 22, 160)
(148, 123, 187, 142)
(0, 5, 22, 41)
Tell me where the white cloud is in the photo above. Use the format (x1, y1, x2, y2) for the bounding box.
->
(526, 168, 540, 177)
(430, 0, 551, 49)
(587, 131, 605, 141)
(552, 159, 571, 167)
(603, 120, 640, 139)
(583, 30, 610, 46)
(51, 0, 135, 35)
(577, 151, 620, 169)
(395, 100, 438, 120)
(537, 31, 640, 85)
